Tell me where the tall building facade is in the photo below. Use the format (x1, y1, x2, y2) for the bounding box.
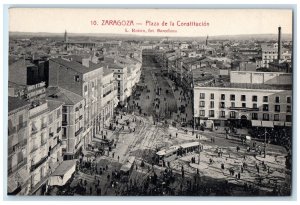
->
(193, 71, 292, 128)
(8, 97, 31, 195)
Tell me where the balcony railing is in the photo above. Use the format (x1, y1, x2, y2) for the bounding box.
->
(17, 122, 27, 131)
(229, 107, 259, 111)
(31, 146, 39, 154)
(31, 128, 39, 135)
(41, 123, 48, 129)
(8, 158, 27, 176)
(30, 156, 48, 172)
(8, 127, 16, 136)
(75, 127, 83, 137)
(8, 139, 27, 156)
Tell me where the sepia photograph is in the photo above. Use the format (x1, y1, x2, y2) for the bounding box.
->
(6, 8, 294, 197)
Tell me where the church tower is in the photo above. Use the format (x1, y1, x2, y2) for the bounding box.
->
(64, 30, 68, 43)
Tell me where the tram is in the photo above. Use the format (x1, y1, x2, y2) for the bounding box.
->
(155, 142, 201, 166)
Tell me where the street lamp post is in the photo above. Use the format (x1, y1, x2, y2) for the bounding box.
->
(198, 133, 201, 165)
(264, 127, 267, 158)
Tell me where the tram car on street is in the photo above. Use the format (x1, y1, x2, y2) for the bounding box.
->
(155, 142, 201, 166)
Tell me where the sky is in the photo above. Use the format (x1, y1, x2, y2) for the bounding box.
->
(9, 8, 293, 37)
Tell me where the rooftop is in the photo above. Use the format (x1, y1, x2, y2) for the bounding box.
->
(8, 96, 30, 112)
(46, 87, 84, 105)
(50, 58, 100, 74)
(195, 76, 292, 90)
(103, 67, 114, 76)
(47, 100, 64, 111)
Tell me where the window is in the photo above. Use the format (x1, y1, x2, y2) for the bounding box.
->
(210, 93, 214, 100)
(230, 111, 236, 119)
(62, 128, 67, 139)
(200, 101, 205, 107)
(221, 94, 225, 100)
(263, 96, 268, 102)
(241, 95, 246, 101)
(210, 101, 214, 108)
(286, 115, 292, 122)
(286, 105, 291, 113)
(220, 111, 225, 118)
(62, 114, 67, 123)
(274, 114, 279, 121)
(118, 75, 120, 78)
(252, 95, 257, 102)
(200, 110, 205, 116)
(275, 105, 280, 112)
(17, 151, 24, 165)
(242, 103, 246, 108)
(263, 113, 269, 121)
(57, 109, 61, 119)
(231, 102, 235, 108)
(84, 85, 88, 93)
(263, 104, 269, 111)
(209, 110, 215, 117)
(18, 114, 23, 126)
(230, 94, 235, 101)
(275, 96, 280, 103)
(74, 75, 80, 82)
(253, 103, 258, 109)
(287, 97, 291, 104)
(220, 102, 225, 108)
(200, 93, 205, 99)
(252, 113, 258, 120)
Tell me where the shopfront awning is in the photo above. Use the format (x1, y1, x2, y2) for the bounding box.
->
(251, 120, 262, 127)
(261, 121, 274, 128)
(48, 160, 76, 186)
(273, 121, 285, 126)
(8, 176, 19, 194)
(8, 168, 30, 194)
(285, 122, 292, 127)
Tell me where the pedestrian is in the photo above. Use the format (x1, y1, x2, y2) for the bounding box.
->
(112, 152, 115, 158)
(238, 172, 241, 179)
(118, 156, 120, 162)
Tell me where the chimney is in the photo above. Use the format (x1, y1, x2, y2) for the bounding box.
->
(278, 26, 281, 61)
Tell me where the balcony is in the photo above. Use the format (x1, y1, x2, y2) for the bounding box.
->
(30, 156, 48, 172)
(79, 115, 83, 120)
(229, 107, 259, 112)
(8, 139, 27, 156)
(8, 158, 27, 176)
(75, 127, 83, 137)
(49, 132, 54, 138)
(31, 128, 39, 135)
(49, 143, 60, 156)
(57, 127, 62, 133)
(8, 127, 16, 136)
(17, 122, 27, 131)
(41, 123, 47, 130)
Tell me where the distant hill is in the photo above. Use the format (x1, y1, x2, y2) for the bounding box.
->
(9, 31, 293, 42)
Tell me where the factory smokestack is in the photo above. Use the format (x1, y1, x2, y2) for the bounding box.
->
(278, 26, 281, 61)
